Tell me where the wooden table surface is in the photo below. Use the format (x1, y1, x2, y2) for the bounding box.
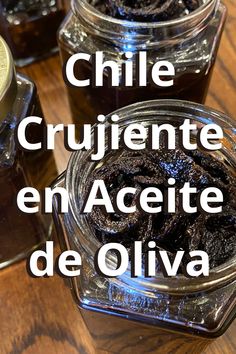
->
(1, 1, 236, 353)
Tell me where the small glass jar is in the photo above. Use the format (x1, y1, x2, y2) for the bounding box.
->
(0, 0, 66, 67)
(52, 100, 236, 353)
(58, 0, 227, 126)
(0, 36, 57, 269)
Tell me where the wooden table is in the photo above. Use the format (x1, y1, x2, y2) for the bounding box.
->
(1, 1, 236, 353)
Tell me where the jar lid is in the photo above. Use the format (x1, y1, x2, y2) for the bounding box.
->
(0, 36, 17, 122)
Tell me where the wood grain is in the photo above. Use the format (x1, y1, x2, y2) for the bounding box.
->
(0, 1, 235, 353)
(206, 0, 236, 118)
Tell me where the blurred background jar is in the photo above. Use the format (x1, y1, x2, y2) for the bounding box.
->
(58, 0, 227, 126)
(52, 100, 236, 354)
(0, 0, 66, 67)
(0, 36, 57, 269)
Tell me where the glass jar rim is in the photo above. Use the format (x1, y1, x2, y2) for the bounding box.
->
(74, 0, 215, 28)
(65, 99, 236, 295)
(71, 0, 220, 48)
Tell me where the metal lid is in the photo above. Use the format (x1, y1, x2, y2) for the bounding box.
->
(0, 36, 17, 122)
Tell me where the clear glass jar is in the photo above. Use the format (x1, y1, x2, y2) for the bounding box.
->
(52, 100, 236, 353)
(0, 36, 57, 269)
(0, 0, 66, 67)
(58, 0, 227, 126)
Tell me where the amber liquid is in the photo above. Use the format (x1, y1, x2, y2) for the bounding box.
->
(0, 148, 57, 268)
(0, 157, 46, 265)
(0, 7, 65, 63)
(61, 47, 214, 127)
(0, 97, 57, 268)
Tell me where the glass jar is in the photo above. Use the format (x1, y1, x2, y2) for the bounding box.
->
(52, 100, 236, 353)
(58, 0, 227, 126)
(0, 0, 66, 67)
(0, 36, 57, 269)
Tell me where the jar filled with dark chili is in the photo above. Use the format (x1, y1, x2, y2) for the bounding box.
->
(52, 99, 236, 353)
(58, 0, 226, 126)
(0, 36, 57, 269)
(0, 0, 66, 67)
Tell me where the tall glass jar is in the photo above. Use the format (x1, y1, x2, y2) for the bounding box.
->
(0, 0, 66, 67)
(0, 36, 57, 269)
(52, 100, 236, 353)
(58, 0, 227, 126)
